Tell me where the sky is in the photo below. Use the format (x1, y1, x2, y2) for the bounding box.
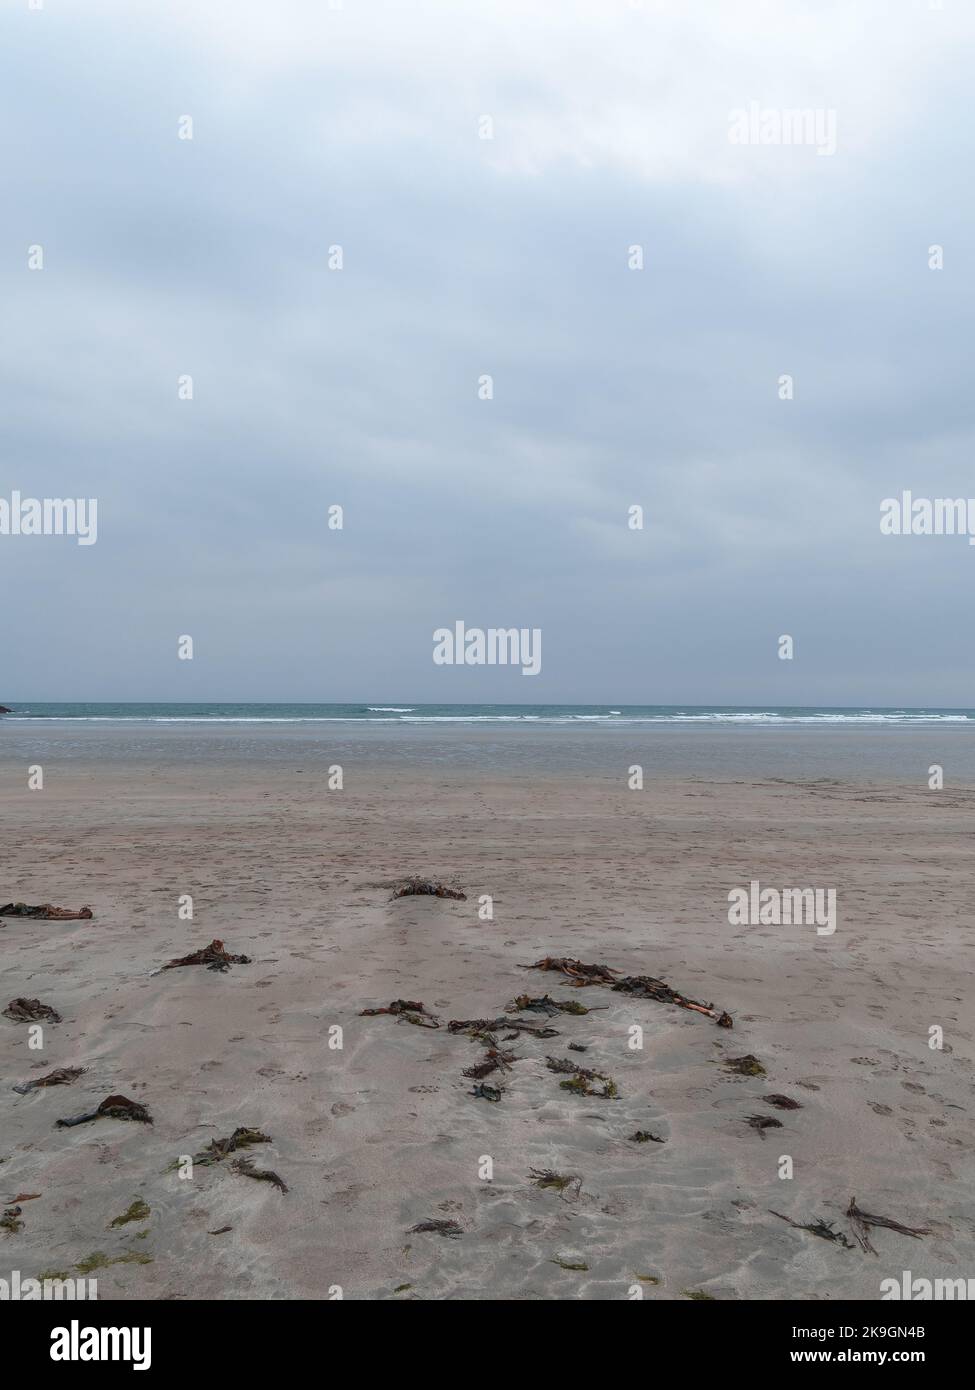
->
(2, 0, 974, 705)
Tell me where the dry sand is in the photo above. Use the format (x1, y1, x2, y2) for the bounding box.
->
(2, 766, 973, 1299)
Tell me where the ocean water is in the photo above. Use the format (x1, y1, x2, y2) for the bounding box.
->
(2, 702, 972, 725)
(2, 704, 974, 780)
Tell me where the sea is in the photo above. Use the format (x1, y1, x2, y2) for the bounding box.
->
(2, 704, 974, 779)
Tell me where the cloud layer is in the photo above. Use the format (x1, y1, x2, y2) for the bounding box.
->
(2, 0, 973, 702)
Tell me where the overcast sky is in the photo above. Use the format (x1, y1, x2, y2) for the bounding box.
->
(2, 0, 974, 705)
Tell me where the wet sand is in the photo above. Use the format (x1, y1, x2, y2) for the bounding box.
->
(2, 764, 973, 1299)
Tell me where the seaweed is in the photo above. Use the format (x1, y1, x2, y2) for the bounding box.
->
(528, 1168, 582, 1197)
(629, 1130, 665, 1144)
(769, 1210, 855, 1249)
(13, 1066, 88, 1094)
(724, 1055, 766, 1077)
(231, 1157, 288, 1193)
(180, 1127, 272, 1169)
(507, 994, 591, 1017)
(522, 957, 618, 984)
(360, 1000, 440, 1029)
(746, 1114, 782, 1138)
(523, 956, 732, 1025)
(560, 1074, 618, 1099)
(614, 975, 732, 1026)
(0, 903, 92, 920)
(546, 1056, 618, 1096)
(550, 1256, 588, 1271)
(56, 1095, 152, 1128)
(1, 1206, 24, 1235)
(4, 997, 62, 1024)
(408, 1219, 462, 1237)
(154, 939, 251, 974)
(449, 1016, 559, 1039)
(109, 1199, 150, 1228)
(392, 879, 466, 901)
(469, 1082, 503, 1102)
(74, 1251, 152, 1274)
(764, 1094, 802, 1110)
(462, 1038, 519, 1080)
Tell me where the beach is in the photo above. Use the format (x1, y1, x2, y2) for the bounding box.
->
(2, 722, 973, 1300)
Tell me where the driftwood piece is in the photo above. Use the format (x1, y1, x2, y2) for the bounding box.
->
(846, 1196, 932, 1255)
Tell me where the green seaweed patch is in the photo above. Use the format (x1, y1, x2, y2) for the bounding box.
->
(550, 1257, 589, 1271)
(38, 1270, 72, 1282)
(723, 1055, 766, 1077)
(75, 1251, 153, 1275)
(110, 1199, 150, 1228)
(528, 1168, 582, 1196)
(634, 1273, 661, 1284)
(393, 1283, 413, 1293)
(682, 1289, 716, 1300)
(559, 1074, 618, 1099)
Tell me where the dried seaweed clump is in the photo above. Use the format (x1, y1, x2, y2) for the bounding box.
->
(0, 903, 92, 920)
(155, 939, 251, 973)
(392, 879, 466, 901)
(507, 994, 590, 1016)
(546, 1056, 618, 1099)
(528, 1168, 582, 1198)
(189, 1127, 272, 1168)
(613, 974, 732, 1026)
(408, 1218, 462, 1237)
(522, 957, 619, 984)
(4, 998, 62, 1024)
(360, 999, 440, 1028)
(232, 1156, 288, 1193)
(56, 1095, 152, 1128)
(746, 1114, 783, 1138)
(764, 1094, 802, 1110)
(13, 1066, 88, 1095)
(769, 1210, 854, 1249)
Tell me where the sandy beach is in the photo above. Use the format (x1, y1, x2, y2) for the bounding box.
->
(2, 754, 973, 1300)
